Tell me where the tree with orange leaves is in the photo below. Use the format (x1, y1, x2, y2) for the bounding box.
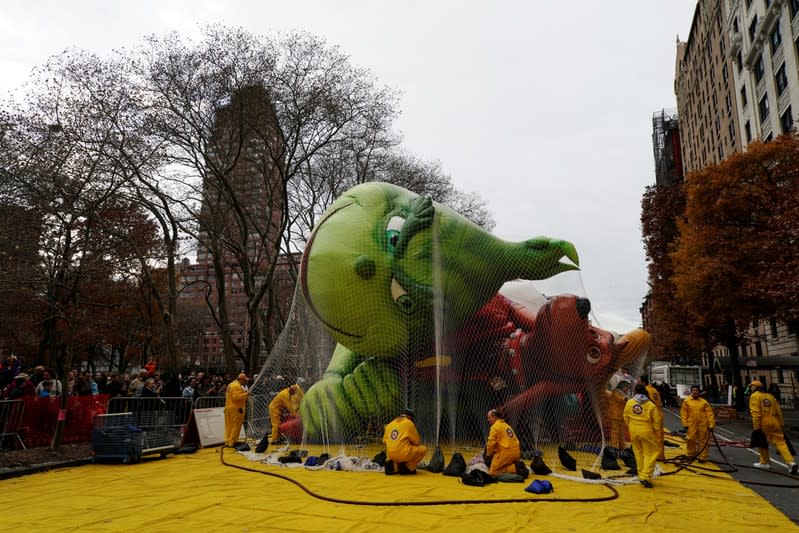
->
(671, 134, 799, 409)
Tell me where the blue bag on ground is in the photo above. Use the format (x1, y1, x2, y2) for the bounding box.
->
(525, 479, 554, 494)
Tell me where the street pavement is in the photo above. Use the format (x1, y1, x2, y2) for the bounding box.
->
(662, 405, 799, 525)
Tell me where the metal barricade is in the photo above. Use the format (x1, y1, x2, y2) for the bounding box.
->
(106, 397, 192, 459)
(0, 399, 26, 450)
(193, 395, 225, 410)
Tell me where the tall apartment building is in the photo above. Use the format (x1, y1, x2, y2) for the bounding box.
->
(727, 0, 799, 145)
(675, 0, 742, 175)
(659, 0, 799, 403)
(179, 85, 291, 371)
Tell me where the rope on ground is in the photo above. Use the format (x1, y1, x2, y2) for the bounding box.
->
(219, 446, 620, 506)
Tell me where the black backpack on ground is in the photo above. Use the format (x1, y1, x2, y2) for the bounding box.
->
(460, 469, 497, 487)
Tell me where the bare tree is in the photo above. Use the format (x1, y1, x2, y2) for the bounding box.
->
(133, 27, 401, 374)
(0, 62, 147, 446)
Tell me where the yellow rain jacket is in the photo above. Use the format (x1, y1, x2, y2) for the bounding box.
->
(624, 395, 663, 482)
(223, 380, 249, 446)
(269, 384, 304, 441)
(645, 383, 665, 460)
(486, 418, 521, 476)
(750, 389, 793, 465)
(383, 415, 427, 471)
(607, 388, 628, 450)
(680, 395, 715, 460)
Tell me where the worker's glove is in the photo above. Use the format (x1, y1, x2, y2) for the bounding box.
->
(300, 358, 399, 439)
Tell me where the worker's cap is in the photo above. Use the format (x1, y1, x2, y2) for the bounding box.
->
(749, 380, 763, 389)
(237, 373, 248, 381)
(400, 408, 415, 420)
(15, 373, 29, 380)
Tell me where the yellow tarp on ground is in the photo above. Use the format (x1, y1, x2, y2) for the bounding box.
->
(3, 445, 797, 532)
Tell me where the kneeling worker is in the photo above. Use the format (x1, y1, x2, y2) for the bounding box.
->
(383, 409, 427, 475)
(485, 409, 521, 476)
(268, 382, 304, 444)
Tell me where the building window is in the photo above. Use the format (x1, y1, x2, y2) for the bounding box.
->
(792, 0, 799, 18)
(776, 63, 788, 95)
(759, 95, 769, 121)
(755, 55, 765, 83)
(771, 23, 782, 53)
(770, 317, 778, 338)
(780, 105, 793, 133)
(749, 15, 759, 43)
(745, 120, 752, 142)
(740, 86, 748, 108)
(737, 51, 744, 73)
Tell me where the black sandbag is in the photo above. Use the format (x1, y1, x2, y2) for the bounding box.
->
(426, 446, 445, 473)
(581, 468, 601, 480)
(558, 446, 577, 471)
(442, 452, 467, 476)
(530, 454, 552, 475)
(601, 448, 621, 470)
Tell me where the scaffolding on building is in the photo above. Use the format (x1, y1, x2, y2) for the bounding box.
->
(652, 108, 683, 186)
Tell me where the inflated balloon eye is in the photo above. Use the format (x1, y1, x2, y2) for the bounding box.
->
(386, 216, 405, 254)
(397, 294, 414, 313)
(586, 347, 601, 364)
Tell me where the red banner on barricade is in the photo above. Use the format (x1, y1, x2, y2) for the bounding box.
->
(16, 394, 110, 448)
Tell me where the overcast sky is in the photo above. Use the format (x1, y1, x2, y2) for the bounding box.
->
(0, 1, 699, 333)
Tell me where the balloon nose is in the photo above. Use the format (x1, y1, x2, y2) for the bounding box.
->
(576, 297, 591, 319)
(354, 256, 376, 280)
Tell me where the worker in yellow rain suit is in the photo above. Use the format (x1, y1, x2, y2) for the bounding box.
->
(269, 383, 304, 444)
(749, 380, 797, 473)
(485, 409, 521, 476)
(624, 383, 663, 488)
(607, 382, 630, 451)
(639, 375, 665, 460)
(224, 373, 250, 447)
(383, 409, 427, 475)
(680, 385, 715, 462)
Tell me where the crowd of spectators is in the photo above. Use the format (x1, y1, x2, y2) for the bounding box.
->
(0, 353, 258, 402)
